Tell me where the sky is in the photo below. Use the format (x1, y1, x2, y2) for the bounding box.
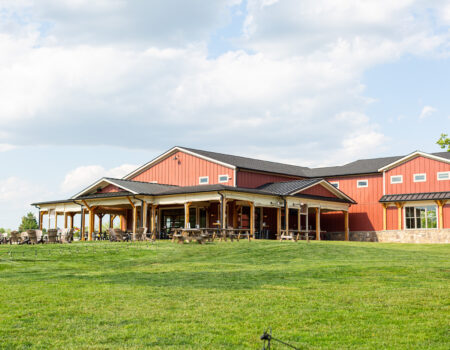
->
(0, 0, 449, 229)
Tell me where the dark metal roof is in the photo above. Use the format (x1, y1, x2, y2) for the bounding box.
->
(182, 147, 450, 178)
(77, 191, 132, 200)
(103, 178, 177, 195)
(306, 152, 450, 177)
(181, 146, 309, 177)
(379, 192, 450, 203)
(257, 178, 322, 195)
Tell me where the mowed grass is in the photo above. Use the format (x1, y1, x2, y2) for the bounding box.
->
(0, 241, 448, 349)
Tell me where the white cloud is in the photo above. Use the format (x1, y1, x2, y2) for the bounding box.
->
(0, 143, 15, 152)
(60, 164, 137, 194)
(419, 105, 437, 119)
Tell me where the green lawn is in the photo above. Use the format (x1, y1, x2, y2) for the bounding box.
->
(0, 241, 448, 349)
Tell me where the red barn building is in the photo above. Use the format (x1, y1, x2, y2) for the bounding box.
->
(33, 147, 450, 243)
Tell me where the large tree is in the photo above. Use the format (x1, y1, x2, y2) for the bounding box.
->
(437, 133, 450, 151)
(19, 212, 39, 232)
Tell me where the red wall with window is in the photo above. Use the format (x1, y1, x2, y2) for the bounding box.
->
(237, 170, 302, 188)
(385, 156, 450, 194)
(300, 184, 338, 198)
(131, 151, 234, 186)
(323, 174, 383, 231)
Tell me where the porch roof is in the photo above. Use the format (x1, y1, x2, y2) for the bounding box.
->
(379, 191, 450, 203)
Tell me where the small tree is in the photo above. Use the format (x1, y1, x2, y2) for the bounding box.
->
(437, 133, 450, 151)
(0, 228, 5, 234)
(18, 212, 39, 232)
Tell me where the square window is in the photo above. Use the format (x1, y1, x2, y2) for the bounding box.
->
(437, 172, 450, 181)
(357, 179, 368, 188)
(390, 175, 403, 184)
(199, 176, 209, 184)
(218, 175, 229, 183)
(413, 173, 426, 182)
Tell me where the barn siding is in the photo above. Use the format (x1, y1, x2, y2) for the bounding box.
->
(300, 184, 338, 198)
(237, 170, 302, 188)
(100, 184, 121, 193)
(385, 156, 450, 194)
(323, 174, 383, 231)
(131, 151, 234, 186)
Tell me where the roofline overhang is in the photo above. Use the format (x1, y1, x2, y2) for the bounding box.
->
(289, 179, 356, 204)
(378, 151, 450, 172)
(71, 178, 138, 199)
(122, 146, 236, 180)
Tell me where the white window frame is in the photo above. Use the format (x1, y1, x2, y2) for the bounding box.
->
(437, 171, 450, 181)
(218, 174, 229, 183)
(199, 176, 209, 185)
(404, 205, 438, 230)
(413, 173, 426, 183)
(329, 181, 339, 189)
(390, 175, 403, 184)
(357, 179, 368, 188)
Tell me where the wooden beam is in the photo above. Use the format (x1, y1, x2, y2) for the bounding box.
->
(344, 210, 349, 241)
(88, 208, 94, 241)
(184, 202, 191, 229)
(132, 206, 137, 236)
(435, 200, 447, 229)
(277, 207, 281, 240)
(395, 202, 404, 230)
(39, 211, 44, 230)
(142, 201, 148, 229)
(285, 203, 289, 234)
(249, 202, 255, 240)
(315, 207, 320, 241)
(55, 213, 58, 229)
(70, 213, 74, 229)
(297, 208, 301, 231)
(222, 199, 228, 229)
(81, 200, 91, 211)
(64, 212, 68, 229)
(127, 196, 136, 209)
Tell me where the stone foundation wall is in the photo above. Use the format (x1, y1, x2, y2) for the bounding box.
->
(327, 229, 450, 243)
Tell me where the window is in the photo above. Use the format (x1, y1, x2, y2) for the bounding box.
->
(218, 174, 229, 183)
(329, 182, 339, 189)
(413, 173, 426, 182)
(357, 179, 368, 188)
(199, 176, 209, 184)
(390, 175, 403, 184)
(437, 171, 450, 181)
(405, 205, 437, 229)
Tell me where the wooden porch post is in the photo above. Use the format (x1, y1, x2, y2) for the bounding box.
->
(81, 209, 85, 241)
(55, 213, 58, 229)
(395, 202, 404, 230)
(70, 213, 74, 229)
(39, 211, 44, 230)
(222, 199, 228, 229)
(285, 203, 289, 234)
(184, 202, 191, 229)
(142, 201, 148, 229)
(48, 212, 51, 231)
(64, 212, 68, 229)
(88, 209, 94, 241)
(382, 203, 388, 230)
(344, 210, 349, 241)
(297, 208, 301, 231)
(277, 207, 281, 239)
(249, 202, 255, 240)
(259, 207, 264, 235)
(150, 205, 156, 233)
(126, 197, 137, 236)
(436, 200, 447, 229)
(315, 207, 321, 240)
(98, 213, 103, 234)
(109, 215, 114, 228)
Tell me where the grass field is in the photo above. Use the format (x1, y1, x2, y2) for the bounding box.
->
(0, 241, 449, 349)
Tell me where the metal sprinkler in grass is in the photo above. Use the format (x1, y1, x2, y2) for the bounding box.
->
(260, 328, 300, 350)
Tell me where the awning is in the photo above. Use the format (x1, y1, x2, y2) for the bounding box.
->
(379, 191, 450, 203)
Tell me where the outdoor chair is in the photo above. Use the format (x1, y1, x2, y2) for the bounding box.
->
(20, 231, 30, 244)
(9, 231, 21, 244)
(1, 233, 10, 244)
(47, 229, 59, 243)
(35, 230, 44, 243)
(61, 228, 74, 243)
(111, 228, 127, 242)
(134, 227, 147, 241)
(27, 229, 38, 244)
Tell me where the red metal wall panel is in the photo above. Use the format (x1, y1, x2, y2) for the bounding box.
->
(237, 170, 302, 188)
(100, 184, 121, 193)
(131, 151, 234, 186)
(385, 156, 450, 194)
(324, 174, 383, 231)
(300, 184, 338, 198)
(386, 206, 398, 230)
(443, 204, 450, 229)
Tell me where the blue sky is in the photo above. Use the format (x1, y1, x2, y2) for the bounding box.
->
(0, 0, 449, 229)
